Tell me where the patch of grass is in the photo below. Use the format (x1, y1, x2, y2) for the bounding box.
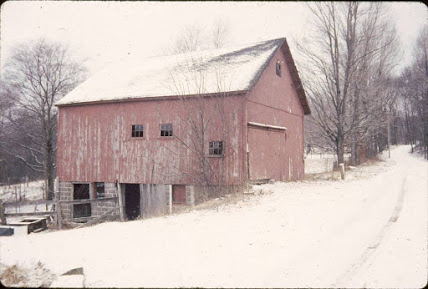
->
(0, 264, 28, 287)
(0, 262, 55, 287)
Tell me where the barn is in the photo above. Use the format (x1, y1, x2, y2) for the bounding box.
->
(55, 37, 310, 222)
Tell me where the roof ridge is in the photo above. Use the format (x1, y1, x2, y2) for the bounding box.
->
(128, 37, 287, 60)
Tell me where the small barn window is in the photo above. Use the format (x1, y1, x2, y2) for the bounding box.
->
(132, 124, 144, 137)
(73, 183, 91, 218)
(209, 141, 224, 156)
(73, 203, 92, 218)
(276, 61, 282, 77)
(73, 183, 90, 200)
(160, 123, 173, 137)
(94, 182, 105, 198)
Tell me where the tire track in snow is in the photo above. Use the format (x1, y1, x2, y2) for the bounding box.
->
(333, 176, 408, 287)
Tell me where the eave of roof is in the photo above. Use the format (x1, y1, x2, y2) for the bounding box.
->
(55, 90, 247, 107)
(280, 39, 311, 115)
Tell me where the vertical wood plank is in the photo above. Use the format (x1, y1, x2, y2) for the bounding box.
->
(0, 200, 6, 225)
(117, 183, 125, 222)
(140, 184, 146, 219)
(168, 185, 172, 214)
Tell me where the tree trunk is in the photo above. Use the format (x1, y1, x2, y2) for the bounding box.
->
(46, 136, 55, 200)
(337, 135, 345, 166)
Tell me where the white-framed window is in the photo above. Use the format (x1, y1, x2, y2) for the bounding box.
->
(209, 141, 224, 156)
(131, 124, 144, 137)
(160, 123, 173, 137)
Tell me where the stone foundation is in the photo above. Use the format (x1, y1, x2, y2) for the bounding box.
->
(58, 181, 246, 222)
(57, 181, 118, 221)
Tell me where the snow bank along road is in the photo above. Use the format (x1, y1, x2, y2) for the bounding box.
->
(0, 146, 426, 287)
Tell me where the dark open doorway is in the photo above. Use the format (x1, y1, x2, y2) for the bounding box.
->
(124, 184, 140, 220)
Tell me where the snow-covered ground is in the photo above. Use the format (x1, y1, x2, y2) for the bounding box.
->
(0, 180, 45, 202)
(305, 152, 351, 174)
(0, 180, 52, 224)
(0, 145, 426, 288)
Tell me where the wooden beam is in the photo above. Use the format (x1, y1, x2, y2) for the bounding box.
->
(248, 122, 287, 131)
(66, 216, 94, 223)
(3, 200, 57, 207)
(4, 211, 56, 217)
(117, 184, 125, 222)
(58, 197, 117, 205)
(4, 197, 117, 207)
(168, 185, 172, 214)
(79, 207, 119, 227)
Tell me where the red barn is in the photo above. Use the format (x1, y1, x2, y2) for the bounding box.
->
(55, 38, 310, 221)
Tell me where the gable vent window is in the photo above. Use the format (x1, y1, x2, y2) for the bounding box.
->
(209, 141, 224, 156)
(132, 124, 144, 137)
(160, 123, 173, 137)
(276, 61, 282, 77)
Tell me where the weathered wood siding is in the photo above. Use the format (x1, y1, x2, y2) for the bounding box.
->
(57, 95, 246, 185)
(245, 44, 305, 181)
(140, 184, 167, 218)
(248, 127, 286, 181)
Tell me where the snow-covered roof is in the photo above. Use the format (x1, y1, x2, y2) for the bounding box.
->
(55, 37, 311, 115)
(56, 38, 286, 106)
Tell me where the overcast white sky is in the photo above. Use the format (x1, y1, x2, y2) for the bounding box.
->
(1, 1, 427, 76)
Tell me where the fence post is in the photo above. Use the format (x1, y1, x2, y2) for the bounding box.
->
(339, 163, 345, 180)
(54, 177, 59, 199)
(0, 200, 6, 225)
(57, 200, 62, 229)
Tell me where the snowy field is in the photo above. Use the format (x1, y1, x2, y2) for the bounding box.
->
(0, 145, 426, 288)
(0, 180, 52, 224)
(0, 180, 45, 202)
(305, 152, 351, 174)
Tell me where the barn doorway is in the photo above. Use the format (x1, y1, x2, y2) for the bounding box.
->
(124, 184, 140, 220)
(247, 124, 286, 181)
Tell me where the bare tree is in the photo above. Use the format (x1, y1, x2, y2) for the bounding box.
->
(397, 25, 428, 158)
(0, 83, 36, 185)
(162, 54, 239, 201)
(411, 25, 428, 158)
(156, 20, 234, 200)
(211, 18, 229, 49)
(172, 23, 207, 54)
(170, 19, 230, 54)
(298, 2, 399, 165)
(0, 38, 87, 199)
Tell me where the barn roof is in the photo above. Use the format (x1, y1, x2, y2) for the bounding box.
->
(56, 37, 310, 114)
